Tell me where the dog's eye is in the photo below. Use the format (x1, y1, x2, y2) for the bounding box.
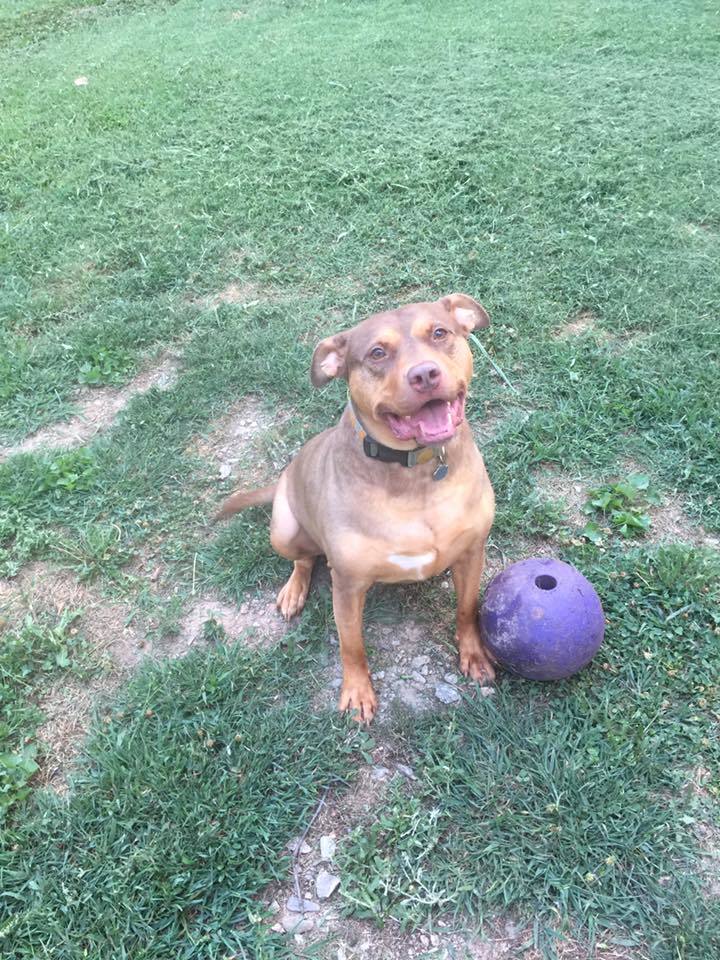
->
(432, 327, 448, 341)
(369, 346, 387, 361)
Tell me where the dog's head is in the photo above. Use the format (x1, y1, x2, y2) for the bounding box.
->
(311, 294, 489, 448)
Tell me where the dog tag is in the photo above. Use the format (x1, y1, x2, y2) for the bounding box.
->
(432, 447, 448, 481)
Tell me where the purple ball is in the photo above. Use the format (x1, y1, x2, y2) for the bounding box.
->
(481, 558, 604, 681)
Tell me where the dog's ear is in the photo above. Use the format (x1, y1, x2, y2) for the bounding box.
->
(441, 293, 490, 336)
(310, 333, 348, 387)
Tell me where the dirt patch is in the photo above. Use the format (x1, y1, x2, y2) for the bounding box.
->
(555, 309, 598, 338)
(35, 673, 122, 794)
(190, 395, 288, 483)
(532, 463, 588, 528)
(646, 499, 720, 549)
(187, 281, 274, 310)
(0, 352, 180, 462)
(1, 561, 146, 791)
(1, 561, 145, 670)
(170, 588, 288, 656)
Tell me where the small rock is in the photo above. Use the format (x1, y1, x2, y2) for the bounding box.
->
(480, 686, 495, 697)
(504, 920, 521, 939)
(316, 869, 341, 899)
(288, 837, 312, 856)
(420, 934, 430, 947)
(271, 922, 283, 933)
(411, 671, 427, 685)
(375, 670, 386, 680)
(396, 763, 417, 780)
(286, 896, 319, 913)
(74, 76, 89, 86)
(268, 900, 280, 915)
(371, 765, 391, 780)
(219, 463, 232, 479)
(281, 913, 315, 933)
(411, 655, 430, 669)
(443, 673, 458, 685)
(319, 835, 336, 860)
(434, 682, 461, 704)
(441, 580, 450, 589)
(330, 677, 342, 690)
(430, 933, 440, 946)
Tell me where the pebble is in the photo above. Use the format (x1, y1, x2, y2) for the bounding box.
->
(443, 673, 458, 685)
(281, 914, 315, 934)
(480, 686, 495, 697)
(268, 900, 280, 915)
(288, 838, 312, 856)
(411, 671, 427, 685)
(330, 678, 342, 690)
(420, 934, 430, 947)
(319, 835, 336, 860)
(219, 463, 232, 479)
(396, 763, 417, 780)
(434, 682, 461, 704)
(286, 896, 319, 913)
(371, 765, 391, 781)
(375, 670, 386, 680)
(411, 655, 430, 669)
(316, 869, 341, 899)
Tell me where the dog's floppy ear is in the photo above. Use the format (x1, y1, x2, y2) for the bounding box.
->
(441, 293, 490, 336)
(310, 333, 348, 387)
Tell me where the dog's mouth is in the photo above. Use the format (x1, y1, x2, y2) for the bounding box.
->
(384, 392, 466, 445)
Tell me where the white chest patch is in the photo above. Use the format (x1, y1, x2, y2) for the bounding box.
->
(387, 551, 436, 578)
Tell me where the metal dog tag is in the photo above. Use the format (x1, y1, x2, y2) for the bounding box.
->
(432, 447, 448, 481)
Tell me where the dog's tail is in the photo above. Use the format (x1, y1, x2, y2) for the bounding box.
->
(215, 483, 278, 521)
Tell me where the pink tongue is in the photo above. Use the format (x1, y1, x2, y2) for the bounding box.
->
(408, 400, 453, 444)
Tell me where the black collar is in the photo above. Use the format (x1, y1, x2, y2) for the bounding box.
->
(346, 403, 449, 479)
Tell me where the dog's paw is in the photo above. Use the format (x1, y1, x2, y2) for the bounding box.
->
(276, 576, 309, 620)
(459, 647, 496, 685)
(338, 676, 377, 724)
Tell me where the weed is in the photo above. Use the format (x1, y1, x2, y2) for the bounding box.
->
(77, 346, 134, 387)
(582, 473, 661, 543)
(0, 611, 85, 820)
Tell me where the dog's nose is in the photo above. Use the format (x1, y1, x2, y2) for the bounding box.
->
(407, 362, 442, 393)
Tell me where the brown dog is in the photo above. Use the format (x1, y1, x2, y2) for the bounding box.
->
(218, 294, 496, 722)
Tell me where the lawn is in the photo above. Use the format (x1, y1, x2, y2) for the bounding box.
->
(0, 0, 719, 957)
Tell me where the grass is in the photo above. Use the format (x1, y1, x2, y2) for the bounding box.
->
(340, 547, 720, 957)
(0, 0, 719, 956)
(0, 634, 369, 958)
(0, 610, 87, 821)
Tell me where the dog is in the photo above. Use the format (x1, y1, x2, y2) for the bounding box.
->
(217, 293, 496, 722)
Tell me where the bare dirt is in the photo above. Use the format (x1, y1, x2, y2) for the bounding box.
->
(189, 395, 289, 484)
(171, 588, 289, 656)
(554, 309, 598, 338)
(532, 463, 589, 528)
(0, 352, 180, 462)
(1, 561, 146, 791)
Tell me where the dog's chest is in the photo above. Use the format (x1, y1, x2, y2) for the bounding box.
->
(331, 476, 492, 583)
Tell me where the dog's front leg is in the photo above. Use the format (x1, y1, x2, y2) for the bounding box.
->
(451, 542, 496, 685)
(331, 572, 377, 723)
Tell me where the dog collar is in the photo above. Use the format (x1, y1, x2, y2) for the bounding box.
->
(346, 402, 449, 480)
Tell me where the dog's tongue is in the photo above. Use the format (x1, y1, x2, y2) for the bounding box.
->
(389, 399, 454, 444)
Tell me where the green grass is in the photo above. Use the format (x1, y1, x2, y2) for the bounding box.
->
(0, 611, 87, 821)
(0, 635, 368, 958)
(340, 546, 720, 957)
(1, 0, 719, 956)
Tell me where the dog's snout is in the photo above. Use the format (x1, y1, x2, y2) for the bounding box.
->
(407, 361, 441, 393)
